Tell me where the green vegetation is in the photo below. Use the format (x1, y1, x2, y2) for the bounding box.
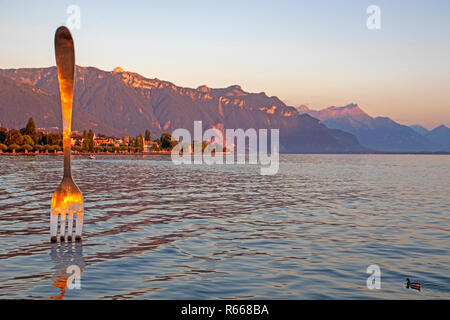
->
(24, 117, 38, 144)
(8, 144, 20, 152)
(40, 133, 62, 146)
(87, 130, 94, 152)
(151, 142, 161, 151)
(0, 118, 186, 154)
(135, 134, 144, 152)
(22, 144, 33, 152)
(160, 132, 175, 150)
(145, 129, 151, 142)
(6, 129, 23, 146)
(81, 130, 94, 152)
(0, 127, 7, 144)
(23, 135, 35, 146)
(34, 145, 44, 152)
(0, 118, 63, 154)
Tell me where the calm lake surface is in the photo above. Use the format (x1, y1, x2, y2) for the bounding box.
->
(0, 154, 449, 299)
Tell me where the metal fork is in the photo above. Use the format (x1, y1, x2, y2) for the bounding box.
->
(50, 26, 84, 242)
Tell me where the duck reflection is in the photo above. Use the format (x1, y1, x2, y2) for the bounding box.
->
(46, 242, 85, 300)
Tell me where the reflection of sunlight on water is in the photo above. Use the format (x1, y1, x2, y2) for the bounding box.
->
(0, 154, 449, 299)
(46, 242, 85, 300)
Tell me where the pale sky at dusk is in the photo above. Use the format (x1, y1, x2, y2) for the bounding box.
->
(0, 0, 449, 128)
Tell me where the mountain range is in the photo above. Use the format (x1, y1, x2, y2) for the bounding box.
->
(0, 66, 365, 153)
(410, 124, 450, 151)
(297, 104, 449, 152)
(0, 66, 448, 153)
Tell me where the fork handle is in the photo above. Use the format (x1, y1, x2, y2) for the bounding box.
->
(55, 26, 75, 179)
(62, 103, 72, 178)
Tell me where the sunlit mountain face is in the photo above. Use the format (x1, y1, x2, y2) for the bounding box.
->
(0, 66, 366, 153)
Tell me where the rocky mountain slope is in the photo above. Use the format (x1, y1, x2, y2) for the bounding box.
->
(0, 66, 366, 153)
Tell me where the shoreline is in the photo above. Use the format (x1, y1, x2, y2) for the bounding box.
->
(0, 151, 449, 156)
(0, 151, 172, 156)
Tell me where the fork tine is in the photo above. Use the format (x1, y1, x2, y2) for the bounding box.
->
(75, 211, 84, 241)
(60, 214, 66, 241)
(67, 213, 74, 241)
(50, 212, 58, 242)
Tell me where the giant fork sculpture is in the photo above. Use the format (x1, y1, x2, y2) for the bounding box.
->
(50, 26, 84, 242)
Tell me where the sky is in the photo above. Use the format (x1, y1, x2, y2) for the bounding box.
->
(0, 0, 449, 129)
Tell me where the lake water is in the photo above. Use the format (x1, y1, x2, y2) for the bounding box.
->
(0, 154, 449, 299)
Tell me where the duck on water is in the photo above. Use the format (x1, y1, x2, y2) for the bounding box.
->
(406, 278, 421, 291)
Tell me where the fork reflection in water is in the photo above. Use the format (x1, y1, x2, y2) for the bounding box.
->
(46, 242, 85, 300)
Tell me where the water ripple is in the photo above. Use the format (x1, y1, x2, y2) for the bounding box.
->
(0, 154, 449, 299)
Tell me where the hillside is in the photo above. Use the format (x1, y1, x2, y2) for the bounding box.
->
(0, 66, 366, 153)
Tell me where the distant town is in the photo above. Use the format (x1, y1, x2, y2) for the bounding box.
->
(0, 117, 179, 154)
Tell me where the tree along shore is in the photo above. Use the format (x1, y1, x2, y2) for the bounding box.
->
(0, 151, 173, 155)
(0, 117, 178, 154)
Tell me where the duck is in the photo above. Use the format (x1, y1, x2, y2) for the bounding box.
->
(406, 278, 421, 290)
